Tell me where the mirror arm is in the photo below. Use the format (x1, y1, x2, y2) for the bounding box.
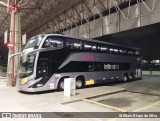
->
(9, 52, 22, 63)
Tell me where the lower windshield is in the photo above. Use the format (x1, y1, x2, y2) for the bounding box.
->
(18, 54, 36, 78)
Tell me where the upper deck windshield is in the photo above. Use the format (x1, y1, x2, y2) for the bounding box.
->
(18, 54, 36, 78)
(24, 35, 44, 49)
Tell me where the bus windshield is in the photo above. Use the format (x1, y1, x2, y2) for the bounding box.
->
(18, 54, 36, 78)
(24, 35, 44, 49)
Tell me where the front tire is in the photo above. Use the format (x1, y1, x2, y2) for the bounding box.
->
(76, 79, 83, 89)
(76, 77, 84, 89)
(57, 80, 64, 91)
(129, 73, 134, 81)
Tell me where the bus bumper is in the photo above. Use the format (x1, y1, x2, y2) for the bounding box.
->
(16, 84, 36, 92)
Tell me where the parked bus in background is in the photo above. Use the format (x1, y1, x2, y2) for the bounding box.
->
(16, 34, 142, 92)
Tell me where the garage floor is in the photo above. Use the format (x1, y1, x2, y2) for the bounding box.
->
(0, 75, 160, 121)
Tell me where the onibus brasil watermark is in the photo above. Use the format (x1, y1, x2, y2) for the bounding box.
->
(1, 112, 160, 118)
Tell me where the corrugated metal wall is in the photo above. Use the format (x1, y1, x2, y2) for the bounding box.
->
(63, 0, 160, 39)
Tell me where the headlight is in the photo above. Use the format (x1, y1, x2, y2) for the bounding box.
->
(21, 77, 28, 85)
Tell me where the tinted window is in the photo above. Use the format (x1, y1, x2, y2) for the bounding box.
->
(84, 42, 97, 51)
(43, 37, 63, 48)
(119, 48, 127, 55)
(60, 61, 131, 72)
(135, 50, 141, 56)
(65, 38, 81, 50)
(128, 50, 134, 55)
(114, 48, 119, 54)
(97, 44, 108, 52)
(94, 63, 103, 71)
(61, 61, 94, 72)
(109, 48, 114, 53)
(109, 46, 119, 54)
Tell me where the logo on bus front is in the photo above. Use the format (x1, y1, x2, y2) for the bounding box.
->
(104, 64, 119, 70)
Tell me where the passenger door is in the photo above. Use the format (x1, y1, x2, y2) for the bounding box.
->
(37, 59, 50, 86)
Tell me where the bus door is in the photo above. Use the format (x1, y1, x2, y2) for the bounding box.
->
(37, 59, 51, 87)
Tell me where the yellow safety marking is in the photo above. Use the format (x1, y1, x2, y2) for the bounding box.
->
(86, 79, 95, 85)
(57, 103, 79, 112)
(134, 100, 160, 112)
(107, 118, 118, 121)
(58, 89, 125, 121)
(82, 99, 128, 112)
(59, 90, 126, 105)
(57, 103, 102, 121)
(107, 100, 160, 121)
(21, 77, 28, 85)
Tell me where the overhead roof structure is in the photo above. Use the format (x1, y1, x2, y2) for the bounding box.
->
(0, 0, 85, 40)
(0, 0, 159, 42)
(0, 0, 85, 39)
(0, 0, 129, 41)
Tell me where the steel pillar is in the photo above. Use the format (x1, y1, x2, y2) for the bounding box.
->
(6, 11, 21, 86)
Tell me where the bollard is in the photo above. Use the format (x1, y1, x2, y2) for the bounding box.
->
(64, 78, 76, 97)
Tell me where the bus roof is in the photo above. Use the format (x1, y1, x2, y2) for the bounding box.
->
(38, 34, 141, 51)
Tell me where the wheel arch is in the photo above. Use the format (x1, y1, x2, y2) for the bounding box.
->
(57, 76, 70, 89)
(75, 75, 85, 87)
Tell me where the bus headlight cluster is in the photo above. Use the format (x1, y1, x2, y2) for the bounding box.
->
(21, 77, 28, 85)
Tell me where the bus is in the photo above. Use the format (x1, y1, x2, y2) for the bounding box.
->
(16, 34, 142, 92)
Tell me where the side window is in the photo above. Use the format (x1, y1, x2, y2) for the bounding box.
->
(84, 42, 97, 51)
(108, 46, 119, 54)
(94, 62, 103, 71)
(119, 48, 127, 55)
(135, 50, 141, 56)
(113, 48, 119, 54)
(128, 50, 134, 56)
(65, 38, 81, 50)
(108, 46, 114, 53)
(88, 63, 94, 71)
(97, 44, 108, 52)
(43, 37, 63, 48)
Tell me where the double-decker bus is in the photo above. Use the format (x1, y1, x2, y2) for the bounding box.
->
(16, 34, 141, 92)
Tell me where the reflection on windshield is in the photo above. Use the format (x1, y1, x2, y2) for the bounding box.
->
(19, 54, 36, 77)
(24, 35, 44, 49)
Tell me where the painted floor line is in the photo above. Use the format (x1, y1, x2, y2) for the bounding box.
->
(59, 89, 126, 105)
(107, 100, 160, 121)
(134, 100, 160, 112)
(82, 99, 128, 112)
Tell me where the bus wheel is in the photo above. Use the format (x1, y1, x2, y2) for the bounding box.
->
(123, 74, 128, 82)
(129, 73, 134, 81)
(57, 80, 64, 91)
(76, 77, 84, 89)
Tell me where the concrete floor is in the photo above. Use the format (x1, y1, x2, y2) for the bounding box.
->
(0, 66, 6, 77)
(113, 75, 160, 96)
(0, 75, 159, 121)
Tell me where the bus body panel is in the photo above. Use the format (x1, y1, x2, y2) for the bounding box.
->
(16, 34, 142, 92)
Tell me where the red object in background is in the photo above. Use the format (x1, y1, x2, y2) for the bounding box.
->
(7, 43, 14, 48)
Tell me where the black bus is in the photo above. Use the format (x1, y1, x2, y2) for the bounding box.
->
(16, 34, 141, 92)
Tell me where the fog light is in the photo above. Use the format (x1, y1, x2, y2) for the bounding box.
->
(21, 78, 28, 85)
